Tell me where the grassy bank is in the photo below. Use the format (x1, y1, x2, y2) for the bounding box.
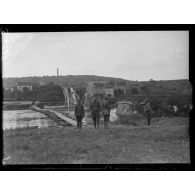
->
(3, 117, 190, 164)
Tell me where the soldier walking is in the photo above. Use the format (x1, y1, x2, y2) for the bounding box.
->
(144, 101, 152, 126)
(90, 97, 101, 130)
(74, 99, 85, 129)
(102, 96, 111, 129)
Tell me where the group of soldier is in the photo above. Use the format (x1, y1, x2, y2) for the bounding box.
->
(74, 96, 153, 130)
(74, 96, 111, 130)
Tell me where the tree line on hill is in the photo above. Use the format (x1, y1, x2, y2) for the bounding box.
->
(3, 79, 192, 117)
(3, 75, 191, 91)
(3, 82, 64, 102)
(3, 75, 128, 88)
(3, 75, 192, 116)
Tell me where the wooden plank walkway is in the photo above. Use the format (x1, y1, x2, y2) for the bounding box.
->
(47, 109, 77, 126)
(31, 105, 79, 127)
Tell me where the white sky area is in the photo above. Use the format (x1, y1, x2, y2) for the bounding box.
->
(2, 31, 189, 81)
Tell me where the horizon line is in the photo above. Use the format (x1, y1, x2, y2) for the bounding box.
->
(2, 74, 189, 82)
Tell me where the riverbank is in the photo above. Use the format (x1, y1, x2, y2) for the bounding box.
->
(3, 117, 190, 164)
(3, 101, 66, 110)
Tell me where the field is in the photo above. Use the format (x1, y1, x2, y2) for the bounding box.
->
(3, 117, 190, 164)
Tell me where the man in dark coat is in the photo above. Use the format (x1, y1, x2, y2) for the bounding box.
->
(74, 99, 85, 129)
(90, 97, 101, 130)
(101, 96, 111, 129)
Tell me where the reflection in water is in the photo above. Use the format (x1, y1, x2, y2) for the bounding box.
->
(3, 110, 57, 130)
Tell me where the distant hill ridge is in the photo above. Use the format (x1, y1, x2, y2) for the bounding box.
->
(3, 75, 127, 88)
(3, 75, 190, 91)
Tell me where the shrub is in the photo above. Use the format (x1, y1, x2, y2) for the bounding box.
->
(116, 113, 144, 126)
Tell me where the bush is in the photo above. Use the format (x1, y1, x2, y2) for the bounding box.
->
(116, 113, 144, 126)
(37, 90, 64, 102)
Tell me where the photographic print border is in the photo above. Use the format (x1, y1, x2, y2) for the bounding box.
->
(0, 24, 194, 171)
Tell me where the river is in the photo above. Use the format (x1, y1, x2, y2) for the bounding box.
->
(3, 110, 57, 130)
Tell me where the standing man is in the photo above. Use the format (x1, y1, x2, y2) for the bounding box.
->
(144, 101, 152, 126)
(74, 99, 85, 129)
(90, 96, 101, 130)
(102, 96, 111, 129)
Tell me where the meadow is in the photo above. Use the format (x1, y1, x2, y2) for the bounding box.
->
(3, 117, 190, 164)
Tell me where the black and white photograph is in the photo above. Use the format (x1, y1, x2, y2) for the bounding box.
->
(2, 29, 192, 166)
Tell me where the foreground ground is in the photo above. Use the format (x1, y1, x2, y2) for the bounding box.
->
(3, 117, 190, 164)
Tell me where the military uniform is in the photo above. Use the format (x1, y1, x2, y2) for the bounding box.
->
(75, 103, 85, 129)
(144, 102, 152, 126)
(102, 98, 110, 129)
(90, 99, 101, 129)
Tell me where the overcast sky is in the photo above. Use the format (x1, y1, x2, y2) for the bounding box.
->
(2, 31, 189, 81)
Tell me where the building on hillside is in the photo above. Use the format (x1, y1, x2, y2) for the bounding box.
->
(115, 101, 135, 116)
(16, 82, 33, 91)
(4, 87, 15, 92)
(105, 88, 114, 97)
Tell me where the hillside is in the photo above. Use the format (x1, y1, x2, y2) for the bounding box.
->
(3, 75, 127, 88)
(3, 75, 191, 93)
